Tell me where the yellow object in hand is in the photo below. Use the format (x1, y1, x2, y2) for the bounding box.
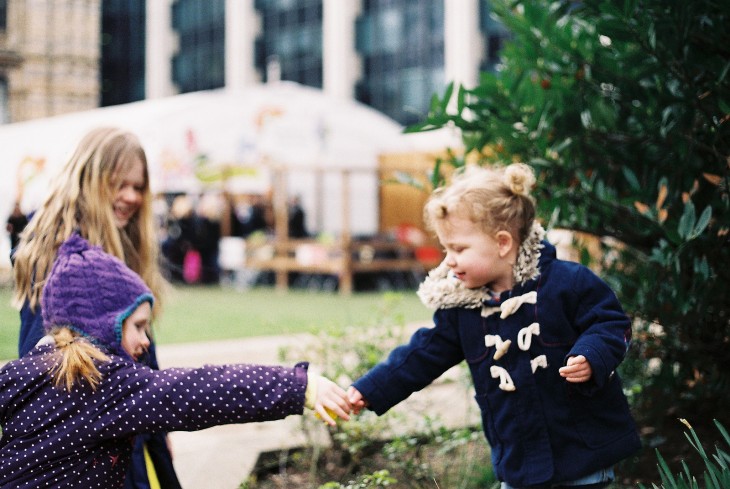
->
(315, 407, 338, 423)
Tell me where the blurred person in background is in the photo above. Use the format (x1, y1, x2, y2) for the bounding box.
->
(6, 201, 29, 252)
(194, 192, 223, 284)
(161, 194, 199, 284)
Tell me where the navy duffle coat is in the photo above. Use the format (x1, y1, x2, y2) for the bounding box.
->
(353, 241, 641, 487)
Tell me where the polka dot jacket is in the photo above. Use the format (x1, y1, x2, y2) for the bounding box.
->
(0, 345, 308, 488)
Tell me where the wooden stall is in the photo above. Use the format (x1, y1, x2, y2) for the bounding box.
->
(244, 153, 447, 294)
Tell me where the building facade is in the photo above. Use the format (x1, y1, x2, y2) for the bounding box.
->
(0, 0, 506, 125)
(0, 0, 101, 123)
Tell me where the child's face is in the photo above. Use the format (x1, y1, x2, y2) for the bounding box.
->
(435, 213, 514, 291)
(112, 156, 145, 228)
(121, 301, 152, 361)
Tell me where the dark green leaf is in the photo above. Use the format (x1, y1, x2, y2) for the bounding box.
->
(440, 82, 455, 113)
(678, 201, 696, 240)
(622, 167, 641, 191)
(691, 206, 712, 239)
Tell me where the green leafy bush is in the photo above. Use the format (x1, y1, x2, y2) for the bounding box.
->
(409, 0, 730, 419)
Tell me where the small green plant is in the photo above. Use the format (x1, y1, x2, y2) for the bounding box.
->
(642, 419, 730, 489)
(379, 418, 493, 489)
(269, 294, 493, 488)
(318, 470, 397, 489)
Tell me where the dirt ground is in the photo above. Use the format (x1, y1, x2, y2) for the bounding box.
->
(243, 415, 728, 489)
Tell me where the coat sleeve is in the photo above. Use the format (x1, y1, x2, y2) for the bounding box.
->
(92, 361, 308, 438)
(18, 300, 45, 357)
(352, 309, 464, 415)
(566, 266, 632, 393)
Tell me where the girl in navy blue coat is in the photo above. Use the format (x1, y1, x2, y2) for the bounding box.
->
(0, 235, 351, 488)
(349, 163, 641, 489)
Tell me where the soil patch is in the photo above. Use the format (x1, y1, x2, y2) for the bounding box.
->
(243, 433, 492, 488)
(243, 417, 728, 488)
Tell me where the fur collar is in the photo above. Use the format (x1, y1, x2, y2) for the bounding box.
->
(417, 222, 546, 310)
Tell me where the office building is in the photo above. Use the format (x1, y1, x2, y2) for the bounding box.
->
(0, 0, 506, 125)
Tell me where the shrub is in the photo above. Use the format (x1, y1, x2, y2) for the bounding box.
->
(409, 0, 730, 422)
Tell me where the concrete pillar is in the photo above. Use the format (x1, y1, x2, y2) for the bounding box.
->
(323, 0, 361, 99)
(146, 0, 177, 98)
(225, 0, 260, 88)
(444, 0, 481, 90)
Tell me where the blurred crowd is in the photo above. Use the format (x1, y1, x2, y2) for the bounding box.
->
(153, 192, 307, 285)
(5, 191, 308, 287)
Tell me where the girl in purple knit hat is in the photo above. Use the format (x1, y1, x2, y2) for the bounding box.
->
(0, 234, 351, 488)
(11, 126, 178, 487)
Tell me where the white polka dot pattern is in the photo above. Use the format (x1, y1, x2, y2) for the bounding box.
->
(0, 344, 308, 488)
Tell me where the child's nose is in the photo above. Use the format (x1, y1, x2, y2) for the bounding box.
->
(120, 185, 141, 204)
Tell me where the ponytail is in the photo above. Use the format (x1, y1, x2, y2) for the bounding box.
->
(48, 327, 110, 391)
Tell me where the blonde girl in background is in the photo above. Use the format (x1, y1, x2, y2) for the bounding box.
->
(11, 126, 180, 488)
(349, 162, 641, 489)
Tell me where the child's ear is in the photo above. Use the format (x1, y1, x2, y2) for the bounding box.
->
(495, 231, 514, 258)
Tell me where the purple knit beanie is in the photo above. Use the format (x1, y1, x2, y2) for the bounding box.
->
(41, 234, 154, 359)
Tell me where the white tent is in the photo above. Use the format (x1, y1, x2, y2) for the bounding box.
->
(0, 82, 461, 269)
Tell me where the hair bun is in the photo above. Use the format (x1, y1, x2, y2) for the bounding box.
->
(504, 163, 535, 197)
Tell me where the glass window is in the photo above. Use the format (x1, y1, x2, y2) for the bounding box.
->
(356, 0, 446, 125)
(480, 0, 510, 72)
(100, 0, 146, 106)
(254, 0, 323, 87)
(0, 77, 8, 124)
(172, 0, 226, 93)
(0, 0, 7, 31)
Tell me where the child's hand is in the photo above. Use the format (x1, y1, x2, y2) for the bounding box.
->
(347, 386, 368, 415)
(313, 376, 352, 426)
(559, 355, 593, 383)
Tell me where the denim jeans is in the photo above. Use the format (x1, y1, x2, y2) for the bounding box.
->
(500, 466, 614, 489)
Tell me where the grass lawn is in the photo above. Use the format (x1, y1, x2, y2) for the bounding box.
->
(0, 284, 432, 361)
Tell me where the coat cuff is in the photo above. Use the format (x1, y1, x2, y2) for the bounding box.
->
(304, 371, 318, 410)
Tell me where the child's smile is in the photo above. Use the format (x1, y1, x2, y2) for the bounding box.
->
(435, 214, 515, 292)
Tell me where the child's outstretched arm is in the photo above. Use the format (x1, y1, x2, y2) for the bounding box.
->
(305, 373, 352, 426)
(558, 355, 593, 383)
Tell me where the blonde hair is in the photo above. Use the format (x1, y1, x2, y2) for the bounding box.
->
(47, 327, 110, 391)
(13, 127, 166, 315)
(424, 163, 537, 245)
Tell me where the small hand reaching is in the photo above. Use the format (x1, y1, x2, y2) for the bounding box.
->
(312, 376, 352, 426)
(558, 355, 593, 383)
(347, 386, 368, 415)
